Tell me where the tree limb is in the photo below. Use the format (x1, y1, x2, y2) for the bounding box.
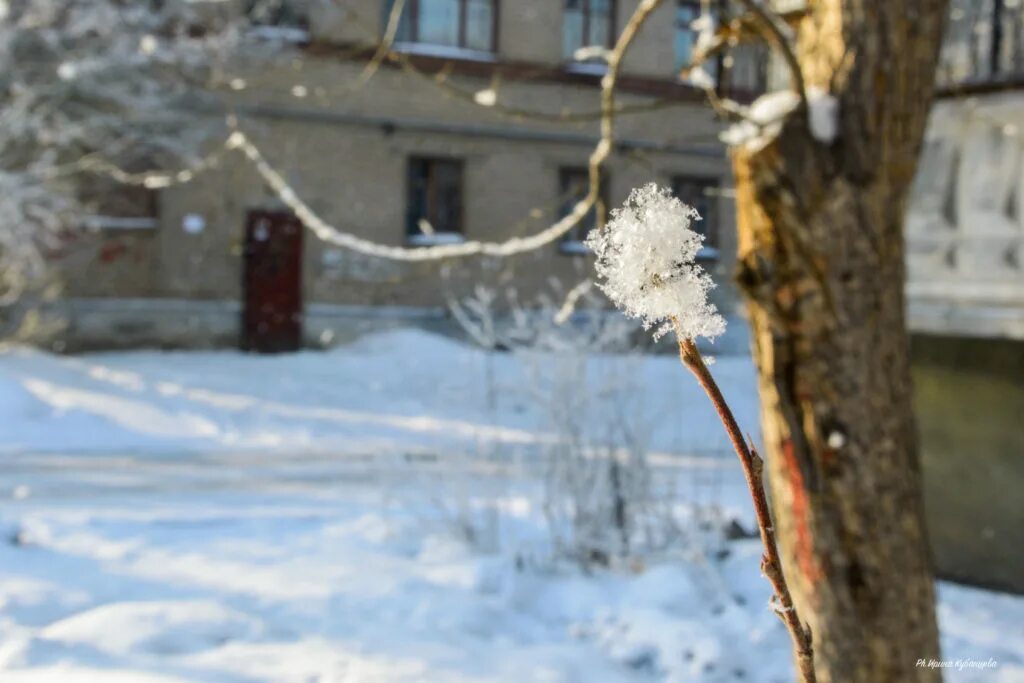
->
(675, 333, 817, 683)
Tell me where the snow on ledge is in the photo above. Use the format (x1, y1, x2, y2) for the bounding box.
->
(392, 42, 496, 63)
(83, 215, 158, 231)
(558, 240, 591, 255)
(564, 61, 610, 76)
(406, 232, 466, 247)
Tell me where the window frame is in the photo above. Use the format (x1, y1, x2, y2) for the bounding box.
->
(389, 0, 500, 55)
(82, 180, 160, 231)
(672, 174, 721, 259)
(563, 0, 618, 62)
(674, 1, 771, 96)
(406, 156, 466, 245)
(557, 166, 608, 255)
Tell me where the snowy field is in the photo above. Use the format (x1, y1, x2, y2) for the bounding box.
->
(0, 329, 1021, 682)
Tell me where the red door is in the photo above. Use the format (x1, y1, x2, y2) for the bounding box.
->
(242, 210, 303, 353)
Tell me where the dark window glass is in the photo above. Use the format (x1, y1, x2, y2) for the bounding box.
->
(407, 157, 464, 238)
(388, 0, 496, 52)
(724, 41, 769, 94)
(718, 1, 769, 95)
(464, 0, 495, 51)
(79, 163, 160, 230)
(675, 2, 768, 94)
(245, 0, 309, 29)
(559, 167, 607, 252)
(674, 1, 699, 70)
(419, 0, 460, 46)
(563, 0, 615, 60)
(673, 176, 719, 251)
(589, 0, 612, 50)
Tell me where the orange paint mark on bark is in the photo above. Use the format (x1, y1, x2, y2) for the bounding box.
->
(781, 438, 823, 588)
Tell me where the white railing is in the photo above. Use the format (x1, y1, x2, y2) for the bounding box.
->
(937, 0, 1024, 89)
(906, 93, 1024, 339)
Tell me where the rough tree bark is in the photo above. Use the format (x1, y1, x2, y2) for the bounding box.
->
(731, 1, 948, 681)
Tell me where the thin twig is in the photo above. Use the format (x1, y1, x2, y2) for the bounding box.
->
(357, 0, 406, 86)
(675, 332, 816, 683)
(734, 0, 809, 110)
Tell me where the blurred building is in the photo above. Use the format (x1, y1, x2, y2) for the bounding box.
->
(908, 0, 1024, 593)
(42, 0, 1024, 592)
(52, 0, 766, 353)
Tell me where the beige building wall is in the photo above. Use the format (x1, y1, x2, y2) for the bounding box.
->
(54, 0, 743, 348)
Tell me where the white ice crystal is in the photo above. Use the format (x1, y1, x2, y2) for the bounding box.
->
(585, 184, 726, 341)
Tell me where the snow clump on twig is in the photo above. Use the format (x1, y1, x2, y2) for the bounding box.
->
(585, 183, 726, 341)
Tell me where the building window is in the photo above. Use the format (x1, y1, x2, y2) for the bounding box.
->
(563, 0, 615, 61)
(722, 43, 769, 95)
(389, 0, 497, 53)
(558, 167, 607, 254)
(245, 0, 309, 30)
(406, 157, 464, 244)
(80, 173, 159, 231)
(673, 176, 719, 255)
(675, 0, 719, 83)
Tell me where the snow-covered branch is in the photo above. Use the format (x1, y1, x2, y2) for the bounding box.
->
(590, 182, 816, 681)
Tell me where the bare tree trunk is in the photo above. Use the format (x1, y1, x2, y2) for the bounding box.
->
(731, 2, 948, 681)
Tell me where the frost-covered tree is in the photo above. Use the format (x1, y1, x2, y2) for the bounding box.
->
(0, 0, 266, 334)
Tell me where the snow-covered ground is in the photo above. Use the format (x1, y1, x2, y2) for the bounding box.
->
(0, 330, 1021, 682)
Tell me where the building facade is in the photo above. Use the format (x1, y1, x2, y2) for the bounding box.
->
(907, 0, 1024, 592)
(52, 0, 764, 352)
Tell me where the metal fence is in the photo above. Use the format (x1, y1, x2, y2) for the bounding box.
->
(937, 0, 1024, 90)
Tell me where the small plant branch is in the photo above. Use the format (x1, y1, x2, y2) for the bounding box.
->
(591, 185, 812, 678)
(675, 330, 816, 683)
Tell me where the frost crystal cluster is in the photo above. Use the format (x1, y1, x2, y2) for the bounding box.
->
(585, 184, 725, 341)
